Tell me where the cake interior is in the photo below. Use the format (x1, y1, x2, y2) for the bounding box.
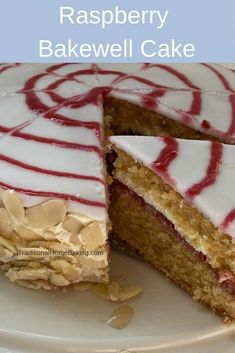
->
(108, 147, 235, 321)
(104, 97, 219, 142)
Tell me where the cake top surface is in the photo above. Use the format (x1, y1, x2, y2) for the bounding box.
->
(2, 63, 235, 142)
(110, 135, 235, 239)
(1, 63, 235, 221)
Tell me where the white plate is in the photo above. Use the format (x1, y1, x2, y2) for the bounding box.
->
(0, 251, 234, 353)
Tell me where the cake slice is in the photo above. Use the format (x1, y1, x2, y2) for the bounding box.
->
(104, 63, 235, 144)
(0, 65, 109, 289)
(109, 135, 235, 321)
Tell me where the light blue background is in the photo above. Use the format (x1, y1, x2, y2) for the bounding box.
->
(0, 0, 235, 62)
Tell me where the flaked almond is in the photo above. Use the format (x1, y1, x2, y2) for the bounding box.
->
(73, 281, 92, 292)
(54, 231, 72, 245)
(0, 208, 13, 237)
(25, 199, 67, 228)
(0, 235, 16, 253)
(79, 221, 106, 251)
(15, 267, 51, 281)
(0, 263, 11, 272)
(51, 260, 77, 281)
(108, 282, 142, 302)
(15, 279, 54, 290)
(28, 241, 70, 253)
(13, 260, 30, 267)
(42, 231, 56, 241)
(62, 216, 83, 235)
(0, 244, 6, 257)
(49, 272, 70, 286)
(10, 231, 23, 246)
(27, 261, 42, 269)
(17, 226, 43, 241)
(2, 190, 25, 225)
(107, 304, 134, 329)
(78, 255, 107, 270)
(73, 213, 93, 226)
(91, 281, 142, 302)
(0, 244, 14, 260)
(91, 283, 110, 300)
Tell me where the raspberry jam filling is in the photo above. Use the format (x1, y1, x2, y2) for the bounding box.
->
(110, 180, 235, 296)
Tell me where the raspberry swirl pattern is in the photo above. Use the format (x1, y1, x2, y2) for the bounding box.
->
(1, 63, 235, 221)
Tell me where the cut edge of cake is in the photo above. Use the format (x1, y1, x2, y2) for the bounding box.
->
(109, 135, 235, 321)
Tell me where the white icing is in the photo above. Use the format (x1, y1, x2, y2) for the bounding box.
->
(0, 159, 105, 202)
(0, 135, 103, 178)
(22, 118, 99, 146)
(0, 94, 38, 127)
(1, 63, 235, 224)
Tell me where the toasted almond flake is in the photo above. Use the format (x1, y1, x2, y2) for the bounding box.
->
(2, 190, 25, 225)
(79, 222, 106, 251)
(15, 267, 51, 281)
(54, 230, 72, 245)
(51, 260, 77, 281)
(25, 199, 67, 228)
(28, 241, 70, 253)
(73, 281, 93, 292)
(69, 233, 81, 245)
(15, 279, 54, 290)
(0, 208, 13, 237)
(0, 235, 16, 253)
(13, 260, 30, 267)
(0, 244, 7, 257)
(62, 216, 83, 235)
(0, 244, 14, 261)
(12, 261, 42, 269)
(107, 304, 134, 329)
(9, 231, 23, 246)
(17, 226, 43, 241)
(78, 255, 107, 270)
(91, 281, 142, 302)
(49, 272, 70, 286)
(42, 231, 56, 241)
(0, 263, 11, 272)
(73, 213, 93, 226)
(27, 261, 42, 269)
(108, 282, 142, 302)
(91, 283, 110, 300)
(28, 240, 59, 248)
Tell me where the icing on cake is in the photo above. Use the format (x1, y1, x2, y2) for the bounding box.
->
(110, 135, 235, 239)
(1, 62, 235, 288)
(0, 63, 235, 218)
(0, 64, 107, 220)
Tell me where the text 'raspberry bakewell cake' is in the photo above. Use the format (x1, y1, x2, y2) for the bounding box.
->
(1, 63, 235, 321)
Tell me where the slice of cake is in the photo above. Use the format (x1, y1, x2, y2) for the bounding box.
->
(0, 64, 109, 289)
(109, 135, 235, 321)
(103, 63, 235, 143)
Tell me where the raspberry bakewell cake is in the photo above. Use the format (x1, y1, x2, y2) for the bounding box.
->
(1, 63, 235, 321)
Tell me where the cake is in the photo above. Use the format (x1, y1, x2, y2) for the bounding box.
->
(0, 63, 235, 320)
(109, 136, 235, 321)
